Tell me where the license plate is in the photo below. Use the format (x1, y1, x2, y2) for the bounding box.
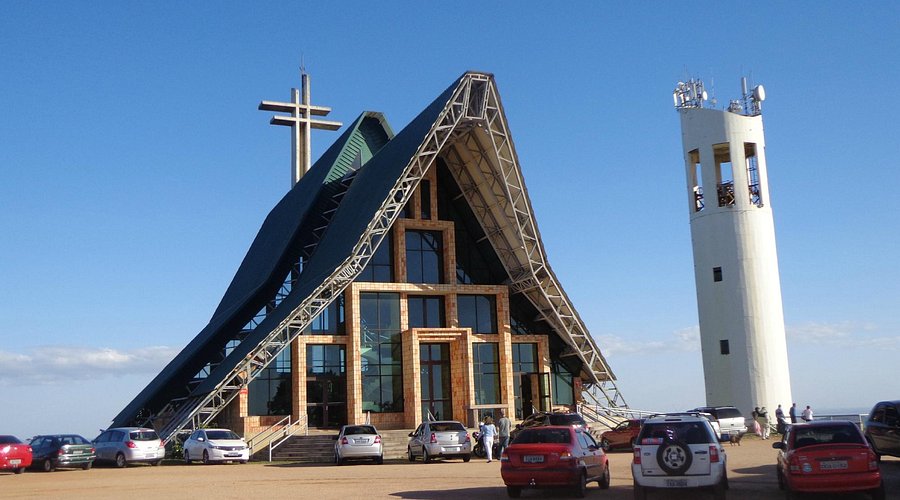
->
(523, 455, 544, 463)
(665, 479, 688, 487)
(145, 454, 157, 458)
(820, 460, 848, 470)
(225, 453, 241, 458)
(10, 459, 21, 465)
(445, 446, 459, 451)
(355, 438, 369, 444)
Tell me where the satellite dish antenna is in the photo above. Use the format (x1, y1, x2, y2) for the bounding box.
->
(701, 90, 708, 101)
(753, 85, 766, 102)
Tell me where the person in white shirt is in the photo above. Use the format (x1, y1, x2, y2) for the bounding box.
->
(481, 416, 497, 462)
(801, 405, 813, 422)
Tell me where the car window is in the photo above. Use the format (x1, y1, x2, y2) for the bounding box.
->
(111, 431, 125, 442)
(884, 406, 899, 427)
(206, 430, 240, 440)
(344, 426, 376, 435)
(0, 435, 22, 444)
(130, 431, 160, 441)
(792, 425, 864, 448)
(548, 414, 585, 425)
(716, 408, 742, 419)
(430, 422, 465, 432)
(31, 437, 45, 447)
(514, 428, 571, 444)
(640, 422, 713, 444)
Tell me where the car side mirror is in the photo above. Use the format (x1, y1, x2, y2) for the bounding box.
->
(515, 424, 522, 430)
(198, 437, 205, 442)
(589, 444, 600, 452)
(772, 442, 784, 450)
(408, 432, 414, 437)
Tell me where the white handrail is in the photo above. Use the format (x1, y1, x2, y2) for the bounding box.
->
(268, 414, 308, 462)
(246, 415, 291, 451)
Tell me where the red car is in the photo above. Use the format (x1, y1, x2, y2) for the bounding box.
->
(0, 435, 33, 474)
(500, 426, 609, 498)
(773, 420, 884, 500)
(599, 418, 643, 450)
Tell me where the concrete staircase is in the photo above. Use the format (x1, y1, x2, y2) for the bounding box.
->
(254, 429, 420, 463)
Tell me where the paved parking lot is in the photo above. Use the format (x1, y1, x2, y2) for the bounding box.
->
(3, 438, 898, 499)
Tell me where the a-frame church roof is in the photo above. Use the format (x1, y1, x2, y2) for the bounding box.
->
(113, 72, 624, 440)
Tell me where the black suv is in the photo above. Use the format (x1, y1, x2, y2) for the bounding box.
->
(865, 400, 900, 461)
(512, 412, 589, 440)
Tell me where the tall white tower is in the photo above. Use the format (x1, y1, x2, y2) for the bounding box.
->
(674, 78, 792, 418)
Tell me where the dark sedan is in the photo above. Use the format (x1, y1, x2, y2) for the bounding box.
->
(865, 400, 900, 461)
(29, 434, 95, 472)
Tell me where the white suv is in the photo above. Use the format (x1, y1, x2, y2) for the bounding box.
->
(632, 413, 728, 500)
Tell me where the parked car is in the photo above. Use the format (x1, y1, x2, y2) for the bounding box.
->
(632, 413, 728, 500)
(511, 412, 589, 441)
(774, 420, 884, 499)
(599, 419, 644, 451)
(501, 426, 609, 498)
(182, 429, 249, 464)
(0, 435, 32, 474)
(690, 406, 747, 441)
(334, 425, 383, 465)
(93, 427, 165, 467)
(865, 400, 900, 461)
(407, 420, 471, 462)
(28, 434, 95, 472)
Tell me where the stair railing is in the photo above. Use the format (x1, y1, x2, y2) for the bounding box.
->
(268, 414, 308, 462)
(246, 415, 291, 453)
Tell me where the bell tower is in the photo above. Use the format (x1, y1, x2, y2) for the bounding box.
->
(674, 78, 792, 418)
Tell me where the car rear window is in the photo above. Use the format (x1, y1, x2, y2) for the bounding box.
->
(548, 414, 585, 425)
(639, 422, 714, 445)
(792, 425, 863, 448)
(206, 430, 240, 440)
(61, 435, 90, 445)
(430, 422, 465, 432)
(0, 435, 22, 444)
(513, 428, 571, 444)
(716, 408, 743, 419)
(344, 426, 376, 435)
(130, 431, 160, 441)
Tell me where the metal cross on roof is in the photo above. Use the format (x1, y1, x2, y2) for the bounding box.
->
(259, 71, 342, 187)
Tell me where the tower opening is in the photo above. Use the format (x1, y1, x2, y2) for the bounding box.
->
(713, 144, 735, 207)
(745, 143, 763, 207)
(689, 149, 704, 212)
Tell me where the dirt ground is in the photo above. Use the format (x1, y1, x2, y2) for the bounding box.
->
(2, 436, 898, 499)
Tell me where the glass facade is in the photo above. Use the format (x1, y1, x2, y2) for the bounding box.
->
(249, 350, 292, 416)
(458, 294, 497, 334)
(473, 342, 500, 405)
(358, 237, 393, 282)
(304, 294, 345, 334)
(405, 230, 443, 283)
(512, 343, 537, 419)
(420, 343, 451, 420)
(408, 295, 445, 329)
(551, 361, 575, 406)
(360, 293, 403, 413)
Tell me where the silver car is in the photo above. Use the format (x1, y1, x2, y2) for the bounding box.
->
(334, 425, 383, 465)
(93, 427, 165, 467)
(407, 420, 471, 463)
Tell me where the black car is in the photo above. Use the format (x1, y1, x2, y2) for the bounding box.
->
(865, 400, 900, 461)
(511, 412, 589, 441)
(29, 434, 95, 472)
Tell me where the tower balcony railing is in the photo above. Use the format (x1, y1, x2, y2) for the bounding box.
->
(717, 181, 736, 207)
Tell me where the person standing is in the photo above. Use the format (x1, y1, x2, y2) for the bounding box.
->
(497, 409, 511, 457)
(758, 407, 770, 439)
(482, 416, 497, 463)
(775, 404, 786, 434)
(752, 407, 762, 437)
(802, 405, 813, 422)
(789, 403, 798, 424)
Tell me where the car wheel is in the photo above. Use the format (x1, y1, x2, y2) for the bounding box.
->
(506, 486, 522, 498)
(337, 455, 345, 466)
(82, 461, 92, 471)
(15, 467, 25, 474)
(407, 446, 415, 462)
(599, 463, 610, 489)
(573, 470, 587, 498)
(600, 438, 611, 450)
(184, 450, 191, 464)
(202, 450, 211, 465)
(776, 468, 784, 490)
(423, 447, 431, 463)
(462, 454, 471, 463)
(656, 439, 692, 475)
(713, 475, 727, 500)
(151, 460, 161, 466)
(115, 453, 127, 468)
(871, 481, 886, 500)
(633, 482, 647, 500)
(376, 455, 383, 465)
(42, 458, 55, 472)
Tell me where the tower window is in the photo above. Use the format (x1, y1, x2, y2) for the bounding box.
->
(713, 267, 723, 282)
(720, 339, 730, 355)
(745, 143, 763, 207)
(713, 143, 735, 207)
(688, 149, 704, 212)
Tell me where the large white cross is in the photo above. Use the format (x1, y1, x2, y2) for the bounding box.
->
(259, 72, 342, 187)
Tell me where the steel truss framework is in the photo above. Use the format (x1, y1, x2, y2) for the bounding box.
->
(153, 73, 625, 443)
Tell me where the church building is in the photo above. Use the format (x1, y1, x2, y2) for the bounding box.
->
(112, 72, 624, 441)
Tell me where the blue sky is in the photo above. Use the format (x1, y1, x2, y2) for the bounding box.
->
(2, 2, 898, 439)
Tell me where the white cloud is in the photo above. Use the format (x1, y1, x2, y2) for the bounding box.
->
(0, 345, 179, 386)
(787, 321, 898, 350)
(595, 326, 700, 357)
